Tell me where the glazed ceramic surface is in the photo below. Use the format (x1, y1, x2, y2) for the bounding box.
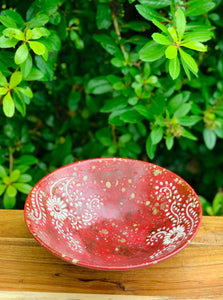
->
(24, 158, 202, 270)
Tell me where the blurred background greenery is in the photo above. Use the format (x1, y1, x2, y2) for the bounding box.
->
(0, 0, 222, 214)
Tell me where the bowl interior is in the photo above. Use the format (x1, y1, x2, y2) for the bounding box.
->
(25, 158, 201, 270)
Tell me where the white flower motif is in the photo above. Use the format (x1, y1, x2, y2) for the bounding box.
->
(163, 225, 185, 245)
(47, 196, 68, 221)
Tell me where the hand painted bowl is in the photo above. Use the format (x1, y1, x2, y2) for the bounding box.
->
(24, 158, 202, 270)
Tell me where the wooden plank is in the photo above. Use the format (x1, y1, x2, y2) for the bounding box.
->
(0, 210, 223, 297)
(0, 292, 222, 300)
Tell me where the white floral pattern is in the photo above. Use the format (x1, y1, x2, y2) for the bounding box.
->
(47, 196, 68, 221)
(163, 225, 185, 245)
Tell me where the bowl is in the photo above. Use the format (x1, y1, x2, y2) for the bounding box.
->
(24, 158, 202, 270)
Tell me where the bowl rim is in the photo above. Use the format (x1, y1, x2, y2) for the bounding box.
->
(24, 157, 202, 271)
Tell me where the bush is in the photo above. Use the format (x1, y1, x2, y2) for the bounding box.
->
(0, 0, 223, 213)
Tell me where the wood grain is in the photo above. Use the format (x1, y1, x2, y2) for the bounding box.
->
(0, 210, 223, 298)
(1, 291, 223, 300)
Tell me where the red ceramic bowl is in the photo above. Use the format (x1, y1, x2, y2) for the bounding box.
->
(24, 158, 202, 270)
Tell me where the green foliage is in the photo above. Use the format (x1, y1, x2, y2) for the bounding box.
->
(0, 0, 223, 211)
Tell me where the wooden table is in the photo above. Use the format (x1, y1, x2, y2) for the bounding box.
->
(0, 210, 223, 300)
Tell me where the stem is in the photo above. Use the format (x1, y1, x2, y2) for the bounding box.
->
(171, 0, 176, 26)
(111, 9, 126, 57)
(9, 147, 14, 175)
(111, 125, 118, 147)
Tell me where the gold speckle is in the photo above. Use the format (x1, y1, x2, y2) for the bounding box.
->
(152, 207, 159, 215)
(122, 187, 126, 192)
(115, 247, 119, 251)
(120, 202, 123, 206)
(83, 175, 88, 181)
(115, 180, 119, 186)
(128, 179, 132, 183)
(94, 180, 97, 184)
(146, 201, 150, 206)
(62, 254, 66, 258)
(161, 202, 167, 209)
(92, 166, 96, 170)
(133, 224, 137, 227)
(101, 180, 104, 183)
(102, 229, 108, 234)
(112, 223, 115, 226)
(153, 169, 162, 176)
(106, 181, 111, 188)
(77, 183, 81, 187)
(131, 193, 135, 199)
(72, 259, 78, 264)
(119, 238, 126, 243)
(74, 167, 78, 171)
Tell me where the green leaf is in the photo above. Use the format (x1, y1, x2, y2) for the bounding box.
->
(203, 129, 216, 150)
(213, 192, 223, 215)
(17, 174, 32, 183)
(39, 27, 50, 37)
(182, 42, 207, 52)
(152, 19, 168, 34)
(183, 31, 213, 43)
(0, 72, 8, 87)
(15, 155, 38, 165)
(31, 28, 43, 39)
(151, 127, 164, 144)
(0, 87, 8, 95)
(136, 4, 168, 22)
(168, 27, 178, 42)
(176, 8, 186, 41)
(180, 56, 191, 80)
(13, 183, 32, 194)
(16, 87, 33, 98)
(165, 45, 178, 59)
(93, 34, 122, 58)
(138, 0, 171, 9)
(3, 28, 24, 40)
(3, 194, 16, 209)
(173, 103, 192, 119)
(20, 54, 33, 78)
(146, 134, 157, 159)
(4, 10, 24, 25)
(9, 71, 22, 88)
(24, 67, 44, 81)
(166, 135, 174, 150)
(185, 1, 215, 16)
(178, 115, 202, 126)
(35, 56, 54, 81)
(3, 93, 15, 117)
(29, 14, 49, 28)
(0, 15, 17, 28)
(182, 128, 197, 140)
(40, 32, 61, 52)
(135, 104, 153, 120)
(0, 36, 18, 48)
(86, 77, 112, 94)
(0, 184, 6, 196)
(139, 41, 166, 62)
(96, 3, 112, 29)
(14, 44, 29, 65)
(169, 56, 181, 80)
(100, 96, 128, 113)
(0, 166, 7, 178)
(6, 185, 17, 197)
(152, 33, 171, 45)
(179, 48, 198, 74)
(120, 109, 142, 123)
(13, 89, 26, 117)
(26, 28, 33, 40)
(29, 41, 45, 55)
